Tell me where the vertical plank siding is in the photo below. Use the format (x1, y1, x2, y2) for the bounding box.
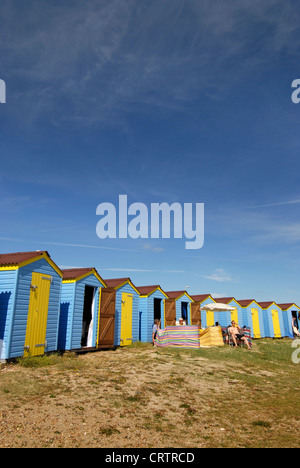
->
(114, 283, 139, 347)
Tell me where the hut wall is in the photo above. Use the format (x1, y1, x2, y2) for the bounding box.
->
(9, 258, 62, 359)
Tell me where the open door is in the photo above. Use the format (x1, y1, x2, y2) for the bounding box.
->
(165, 299, 176, 326)
(98, 288, 116, 349)
(81, 286, 96, 348)
(191, 303, 201, 327)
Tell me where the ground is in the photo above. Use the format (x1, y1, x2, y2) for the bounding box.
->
(0, 339, 299, 448)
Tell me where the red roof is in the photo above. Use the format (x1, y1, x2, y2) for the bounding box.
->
(214, 297, 235, 304)
(166, 291, 187, 299)
(191, 294, 212, 302)
(278, 303, 299, 310)
(62, 268, 97, 280)
(258, 302, 274, 308)
(104, 278, 131, 288)
(238, 299, 256, 307)
(137, 285, 161, 296)
(0, 251, 49, 266)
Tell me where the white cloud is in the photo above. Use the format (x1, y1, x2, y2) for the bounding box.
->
(201, 268, 233, 283)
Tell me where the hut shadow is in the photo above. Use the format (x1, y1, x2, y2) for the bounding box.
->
(0, 291, 11, 342)
(58, 302, 71, 350)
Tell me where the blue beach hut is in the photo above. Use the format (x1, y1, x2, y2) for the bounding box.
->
(164, 291, 194, 326)
(58, 268, 107, 351)
(258, 302, 285, 338)
(237, 299, 265, 338)
(104, 278, 140, 347)
(277, 303, 300, 338)
(0, 251, 62, 361)
(191, 294, 216, 328)
(137, 285, 168, 342)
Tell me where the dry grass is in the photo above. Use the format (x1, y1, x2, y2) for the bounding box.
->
(0, 339, 299, 448)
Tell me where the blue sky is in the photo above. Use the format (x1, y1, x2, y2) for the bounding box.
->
(1, 0, 300, 304)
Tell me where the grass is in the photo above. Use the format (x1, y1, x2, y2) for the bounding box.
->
(0, 339, 299, 448)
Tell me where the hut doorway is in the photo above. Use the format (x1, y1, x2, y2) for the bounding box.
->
(181, 302, 189, 324)
(154, 298, 162, 322)
(292, 311, 299, 329)
(81, 285, 96, 348)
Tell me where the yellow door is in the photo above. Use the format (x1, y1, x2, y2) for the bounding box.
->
(231, 308, 239, 325)
(251, 308, 261, 338)
(206, 310, 215, 327)
(120, 293, 133, 346)
(271, 309, 281, 338)
(24, 272, 51, 357)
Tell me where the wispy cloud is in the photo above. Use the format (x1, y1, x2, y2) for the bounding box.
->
(251, 199, 300, 208)
(200, 268, 233, 283)
(0, 237, 139, 253)
(101, 268, 185, 273)
(2, 0, 299, 127)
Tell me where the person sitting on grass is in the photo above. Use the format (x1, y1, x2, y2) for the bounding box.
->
(228, 321, 251, 350)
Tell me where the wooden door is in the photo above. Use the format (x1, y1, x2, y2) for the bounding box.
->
(231, 308, 239, 325)
(98, 288, 116, 348)
(206, 310, 215, 327)
(165, 299, 176, 326)
(271, 309, 281, 338)
(24, 272, 51, 357)
(191, 303, 201, 327)
(120, 293, 133, 346)
(251, 308, 261, 338)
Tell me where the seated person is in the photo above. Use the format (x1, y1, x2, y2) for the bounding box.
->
(228, 321, 251, 350)
(292, 318, 300, 338)
(176, 317, 186, 326)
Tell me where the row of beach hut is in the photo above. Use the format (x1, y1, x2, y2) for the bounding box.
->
(0, 250, 299, 361)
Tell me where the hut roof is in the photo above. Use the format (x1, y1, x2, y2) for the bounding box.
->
(191, 294, 213, 302)
(165, 291, 194, 301)
(0, 251, 62, 277)
(258, 301, 274, 308)
(0, 250, 49, 266)
(237, 299, 256, 307)
(214, 297, 236, 304)
(104, 278, 140, 295)
(277, 303, 299, 310)
(137, 285, 167, 297)
(62, 267, 106, 286)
